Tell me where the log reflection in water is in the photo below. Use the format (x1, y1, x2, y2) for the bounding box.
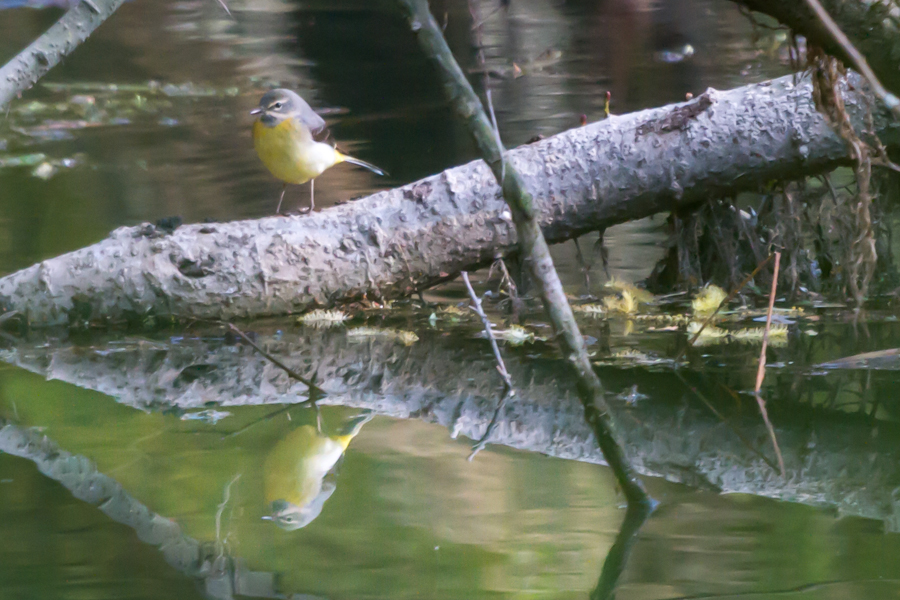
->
(2, 324, 900, 531)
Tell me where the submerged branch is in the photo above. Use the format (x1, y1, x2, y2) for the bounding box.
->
(0, 0, 128, 110)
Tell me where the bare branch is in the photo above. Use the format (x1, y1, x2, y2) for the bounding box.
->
(802, 0, 900, 120)
(397, 0, 650, 508)
(0, 0, 129, 110)
(223, 322, 325, 396)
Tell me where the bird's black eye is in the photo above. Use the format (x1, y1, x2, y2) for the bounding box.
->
(273, 101, 283, 109)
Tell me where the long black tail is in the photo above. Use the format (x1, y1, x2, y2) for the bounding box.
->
(341, 154, 387, 176)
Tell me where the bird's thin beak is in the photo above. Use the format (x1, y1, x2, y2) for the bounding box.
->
(250, 107, 263, 115)
(260, 515, 274, 521)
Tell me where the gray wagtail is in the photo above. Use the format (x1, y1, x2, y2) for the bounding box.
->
(251, 89, 385, 213)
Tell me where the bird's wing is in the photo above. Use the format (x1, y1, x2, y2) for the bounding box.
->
(293, 95, 327, 136)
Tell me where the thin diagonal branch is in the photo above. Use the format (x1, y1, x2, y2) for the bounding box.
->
(397, 0, 650, 508)
(461, 271, 514, 460)
(0, 0, 129, 110)
(224, 322, 326, 396)
(802, 0, 900, 120)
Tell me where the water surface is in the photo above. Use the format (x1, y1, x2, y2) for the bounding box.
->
(1, 1, 898, 599)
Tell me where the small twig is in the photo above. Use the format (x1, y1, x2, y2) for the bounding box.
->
(468, 389, 511, 461)
(214, 473, 241, 558)
(398, 0, 650, 508)
(673, 371, 780, 474)
(754, 251, 786, 477)
(461, 272, 514, 392)
(461, 271, 515, 460)
(497, 258, 518, 299)
(214, 0, 235, 19)
(803, 0, 900, 120)
(573, 237, 592, 294)
(224, 322, 325, 396)
(470, 2, 504, 29)
(468, 0, 506, 183)
(224, 402, 309, 439)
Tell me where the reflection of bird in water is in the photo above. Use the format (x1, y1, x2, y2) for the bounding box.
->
(262, 411, 372, 530)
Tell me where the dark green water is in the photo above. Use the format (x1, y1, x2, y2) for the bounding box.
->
(2, 1, 900, 599)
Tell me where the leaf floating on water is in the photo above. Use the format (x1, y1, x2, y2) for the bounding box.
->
(0, 153, 47, 168)
(438, 304, 468, 316)
(297, 309, 350, 328)
(347, 326, 418, 346)
(31, 162, 56, 180)
(431, 304, 471, 324)
(691, 284, 727, 316)
(493, 324, 538, 346)
(616, 384, 649, 406)
(180, 409, 232, 424)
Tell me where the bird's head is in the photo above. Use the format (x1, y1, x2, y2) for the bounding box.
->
(250, 89, 298, 126)
(250, 89, 325, 134)
(263, 489, 332, 531)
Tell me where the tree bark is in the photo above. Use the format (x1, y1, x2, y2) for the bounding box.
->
(730, 0, 900, 97)
(3, 325, 899, 531)
(0, 0, 128, 110)
(0, 72, 893, 327)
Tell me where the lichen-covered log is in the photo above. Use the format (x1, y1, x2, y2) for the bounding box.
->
(1, 72, 897, 326)
(3, 326, 899, 531)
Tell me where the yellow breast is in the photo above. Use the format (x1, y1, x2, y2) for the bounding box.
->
(253, 118, 340, 185)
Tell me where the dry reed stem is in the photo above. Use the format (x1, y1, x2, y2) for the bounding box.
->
(754, 251, 786, 477)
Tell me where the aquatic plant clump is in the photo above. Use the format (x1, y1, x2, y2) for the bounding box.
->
(297, 309, 350, 328)
(691, 285, 727, 316)
(347, 327, 419, 346)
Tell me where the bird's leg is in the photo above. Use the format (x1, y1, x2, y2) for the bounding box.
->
(299, 179, 315, 214)
(275, 182, 287, 214)
(315, 402, 323, 433)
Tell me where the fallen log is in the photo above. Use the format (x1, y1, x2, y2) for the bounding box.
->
(0, 72, 894, 327)
(3, 325, 899, 531)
